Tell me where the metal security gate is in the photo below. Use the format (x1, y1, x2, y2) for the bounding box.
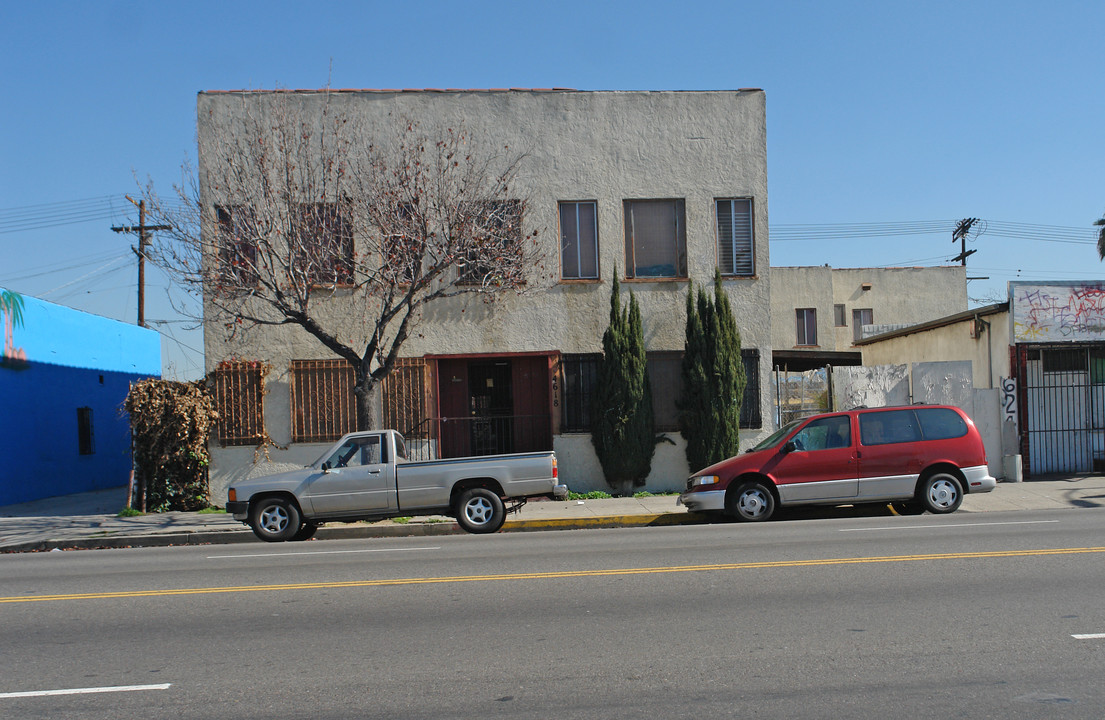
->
(1022, 345, 1105, 474)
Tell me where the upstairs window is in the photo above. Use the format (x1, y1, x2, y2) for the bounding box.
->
(559, 201, 599, 280)
(381, 203, 421, 285)
(294, 203, 354, 286)
(716, 198, 754, 276)
(624, 199, 687, 279)
(834, 304, 847, 327)
(796, 308, 817, 346)
(457, 200, 523, 285)
(852, 308, 874, 343)
(215, 205, 259, 288)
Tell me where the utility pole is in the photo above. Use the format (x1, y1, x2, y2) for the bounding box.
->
(951, 218, 979, 266)
(112, 196, 169, 327)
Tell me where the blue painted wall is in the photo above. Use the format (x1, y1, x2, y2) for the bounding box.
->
(0, 290, 160, 506)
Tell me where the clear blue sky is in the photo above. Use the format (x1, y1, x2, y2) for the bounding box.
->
(2, 0, 1103, 380)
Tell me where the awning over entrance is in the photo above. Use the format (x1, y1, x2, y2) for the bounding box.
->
(772, 350, 862, 372)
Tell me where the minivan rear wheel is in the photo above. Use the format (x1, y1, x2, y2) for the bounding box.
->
(919, 472, 963, 514)
(728, 481, 775, 522)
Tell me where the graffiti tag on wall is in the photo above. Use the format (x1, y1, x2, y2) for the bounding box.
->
(1012, 282, 1105, 342)
(1000, 377, 1017, 424)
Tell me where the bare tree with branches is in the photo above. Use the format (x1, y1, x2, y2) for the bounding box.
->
(142, 91, 545, 429)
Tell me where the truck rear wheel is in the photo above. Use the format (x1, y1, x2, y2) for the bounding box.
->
(455, 488, 506, 534)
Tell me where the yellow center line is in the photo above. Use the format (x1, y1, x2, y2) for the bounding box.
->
(3, 546, 1104, 604)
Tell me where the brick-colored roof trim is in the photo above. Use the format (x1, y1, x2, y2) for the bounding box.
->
(201, 88, 763, 95)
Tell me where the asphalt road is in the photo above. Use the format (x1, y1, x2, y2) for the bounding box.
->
(3, 508, 1105, 719)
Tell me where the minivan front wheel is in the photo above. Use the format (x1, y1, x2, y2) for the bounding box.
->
(728, 481, 775, 522)
(919, 472, 963, 514)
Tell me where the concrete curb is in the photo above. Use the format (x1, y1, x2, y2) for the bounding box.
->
(0, 513, 710, 553)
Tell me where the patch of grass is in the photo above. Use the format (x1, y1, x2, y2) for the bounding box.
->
(196, 507, 227, 514)
(393, 517, 412, 524)
(567, 490, 613, 500)
(117, 507, 142, 517)
(633, 491, 680, 498)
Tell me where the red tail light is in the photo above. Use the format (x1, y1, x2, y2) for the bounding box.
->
(552, 457, 558, 478)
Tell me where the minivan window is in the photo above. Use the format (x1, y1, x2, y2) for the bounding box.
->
(750, 419, 802, 451)
(791, 415, 851, 451)
(917, 407, 968, 440)
(859, 410, 922, 446)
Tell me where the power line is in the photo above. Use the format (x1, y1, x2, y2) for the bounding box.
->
(0, 195, 133, 234)
(0, 250, 133, 284)
(770, 219, 1096, 244)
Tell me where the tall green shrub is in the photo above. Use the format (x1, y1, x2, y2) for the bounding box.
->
(679, 269, 746, 472)
(591, 273, 656, 494)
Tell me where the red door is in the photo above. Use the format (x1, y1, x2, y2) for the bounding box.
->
(437, 359, 470, 458)
(763, 414, 858, 501)
(511, 356, 552, 452)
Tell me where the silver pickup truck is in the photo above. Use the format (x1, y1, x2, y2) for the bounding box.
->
(225, 430, 567, 541)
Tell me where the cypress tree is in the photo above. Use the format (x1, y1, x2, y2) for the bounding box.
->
(679, 280, 712, 473)
(591, 272, 656, 494)
(679, 270, 746, 472)
(711, 268, 746, 461)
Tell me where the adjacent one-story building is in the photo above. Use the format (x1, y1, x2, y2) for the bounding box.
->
(0, 289, 161, 505)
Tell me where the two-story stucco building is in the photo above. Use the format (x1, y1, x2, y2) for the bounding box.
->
(200, 89, 774, 500)
(770, 265, 968, 371)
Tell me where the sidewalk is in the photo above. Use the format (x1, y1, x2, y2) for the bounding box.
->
(2, 476, 1105, 553)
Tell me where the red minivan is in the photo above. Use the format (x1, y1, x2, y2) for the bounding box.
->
(678, 405, 995, 521)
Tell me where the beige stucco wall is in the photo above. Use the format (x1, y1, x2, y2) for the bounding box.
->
(771, 266, 968, 352)
(198, 90, 773, 500)
(858, 310, 1011, 390)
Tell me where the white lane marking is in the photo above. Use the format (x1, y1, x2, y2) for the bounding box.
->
(0, 683, 171, 699)
(1072, 633, 1105, 640)
(207, 546, 441, 559)
(840, 520, 1060, 532)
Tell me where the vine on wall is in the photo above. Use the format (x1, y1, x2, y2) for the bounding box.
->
(124, 378, 218, 512)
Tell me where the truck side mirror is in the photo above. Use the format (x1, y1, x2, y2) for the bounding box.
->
(321, 462, 332, 472)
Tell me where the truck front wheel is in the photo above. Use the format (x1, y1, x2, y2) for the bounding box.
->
(249, 496, 301, 542)
(455, 488, 506, 534)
